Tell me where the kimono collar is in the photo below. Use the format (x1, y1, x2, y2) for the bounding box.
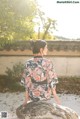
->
(34, 56, 43, 58)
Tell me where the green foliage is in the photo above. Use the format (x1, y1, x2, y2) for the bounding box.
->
(5, 62, 24, 82)
(0, 62, 25, 92)
(0, 0, 56, 46)
(0, 0, 37, 40)
(0, 61, 25, 92)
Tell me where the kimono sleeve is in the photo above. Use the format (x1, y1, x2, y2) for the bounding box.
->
(47, 60, 58, 88)
(21, 64, 31, 91)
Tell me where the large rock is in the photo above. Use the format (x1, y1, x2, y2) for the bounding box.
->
(16, 101, 79, 119)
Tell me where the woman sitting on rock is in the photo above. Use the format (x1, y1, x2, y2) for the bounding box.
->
(21, 40, 61, 106)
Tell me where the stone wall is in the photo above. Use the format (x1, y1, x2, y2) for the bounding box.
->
(0, 41, 80, 77)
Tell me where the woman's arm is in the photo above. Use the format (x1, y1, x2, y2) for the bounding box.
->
(51, 86, 61, 105)
(23, 91, 30, 106)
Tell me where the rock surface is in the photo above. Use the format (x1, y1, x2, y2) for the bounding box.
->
(16, 101, 79, 119)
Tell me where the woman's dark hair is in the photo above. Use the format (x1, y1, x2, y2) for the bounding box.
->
(30, 40, 47, 54)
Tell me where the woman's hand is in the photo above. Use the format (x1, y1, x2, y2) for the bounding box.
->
(23, 91, 30, 106)
(52, 87, 61, 105)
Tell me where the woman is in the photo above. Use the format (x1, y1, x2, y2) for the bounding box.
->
(22, 40, 61, 106)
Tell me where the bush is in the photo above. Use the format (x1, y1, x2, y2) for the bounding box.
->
(2, 62, 25, 92)
(5, 62, 24, 82)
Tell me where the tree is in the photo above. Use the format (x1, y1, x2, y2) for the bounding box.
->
(0, 0, 37, 40)
(35, 9, 56, 40)
(42, 18, 56, 40)
(0, 0, 56, 42)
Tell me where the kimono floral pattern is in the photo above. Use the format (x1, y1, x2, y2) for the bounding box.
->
(22, 57, 58, 101)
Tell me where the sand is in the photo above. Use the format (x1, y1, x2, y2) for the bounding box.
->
(0, 92, 80, 119)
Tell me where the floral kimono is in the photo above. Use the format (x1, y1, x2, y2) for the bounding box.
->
(21, 56, 58, 101)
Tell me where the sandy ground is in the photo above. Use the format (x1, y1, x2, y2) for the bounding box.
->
(0, 92, 80, 119)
